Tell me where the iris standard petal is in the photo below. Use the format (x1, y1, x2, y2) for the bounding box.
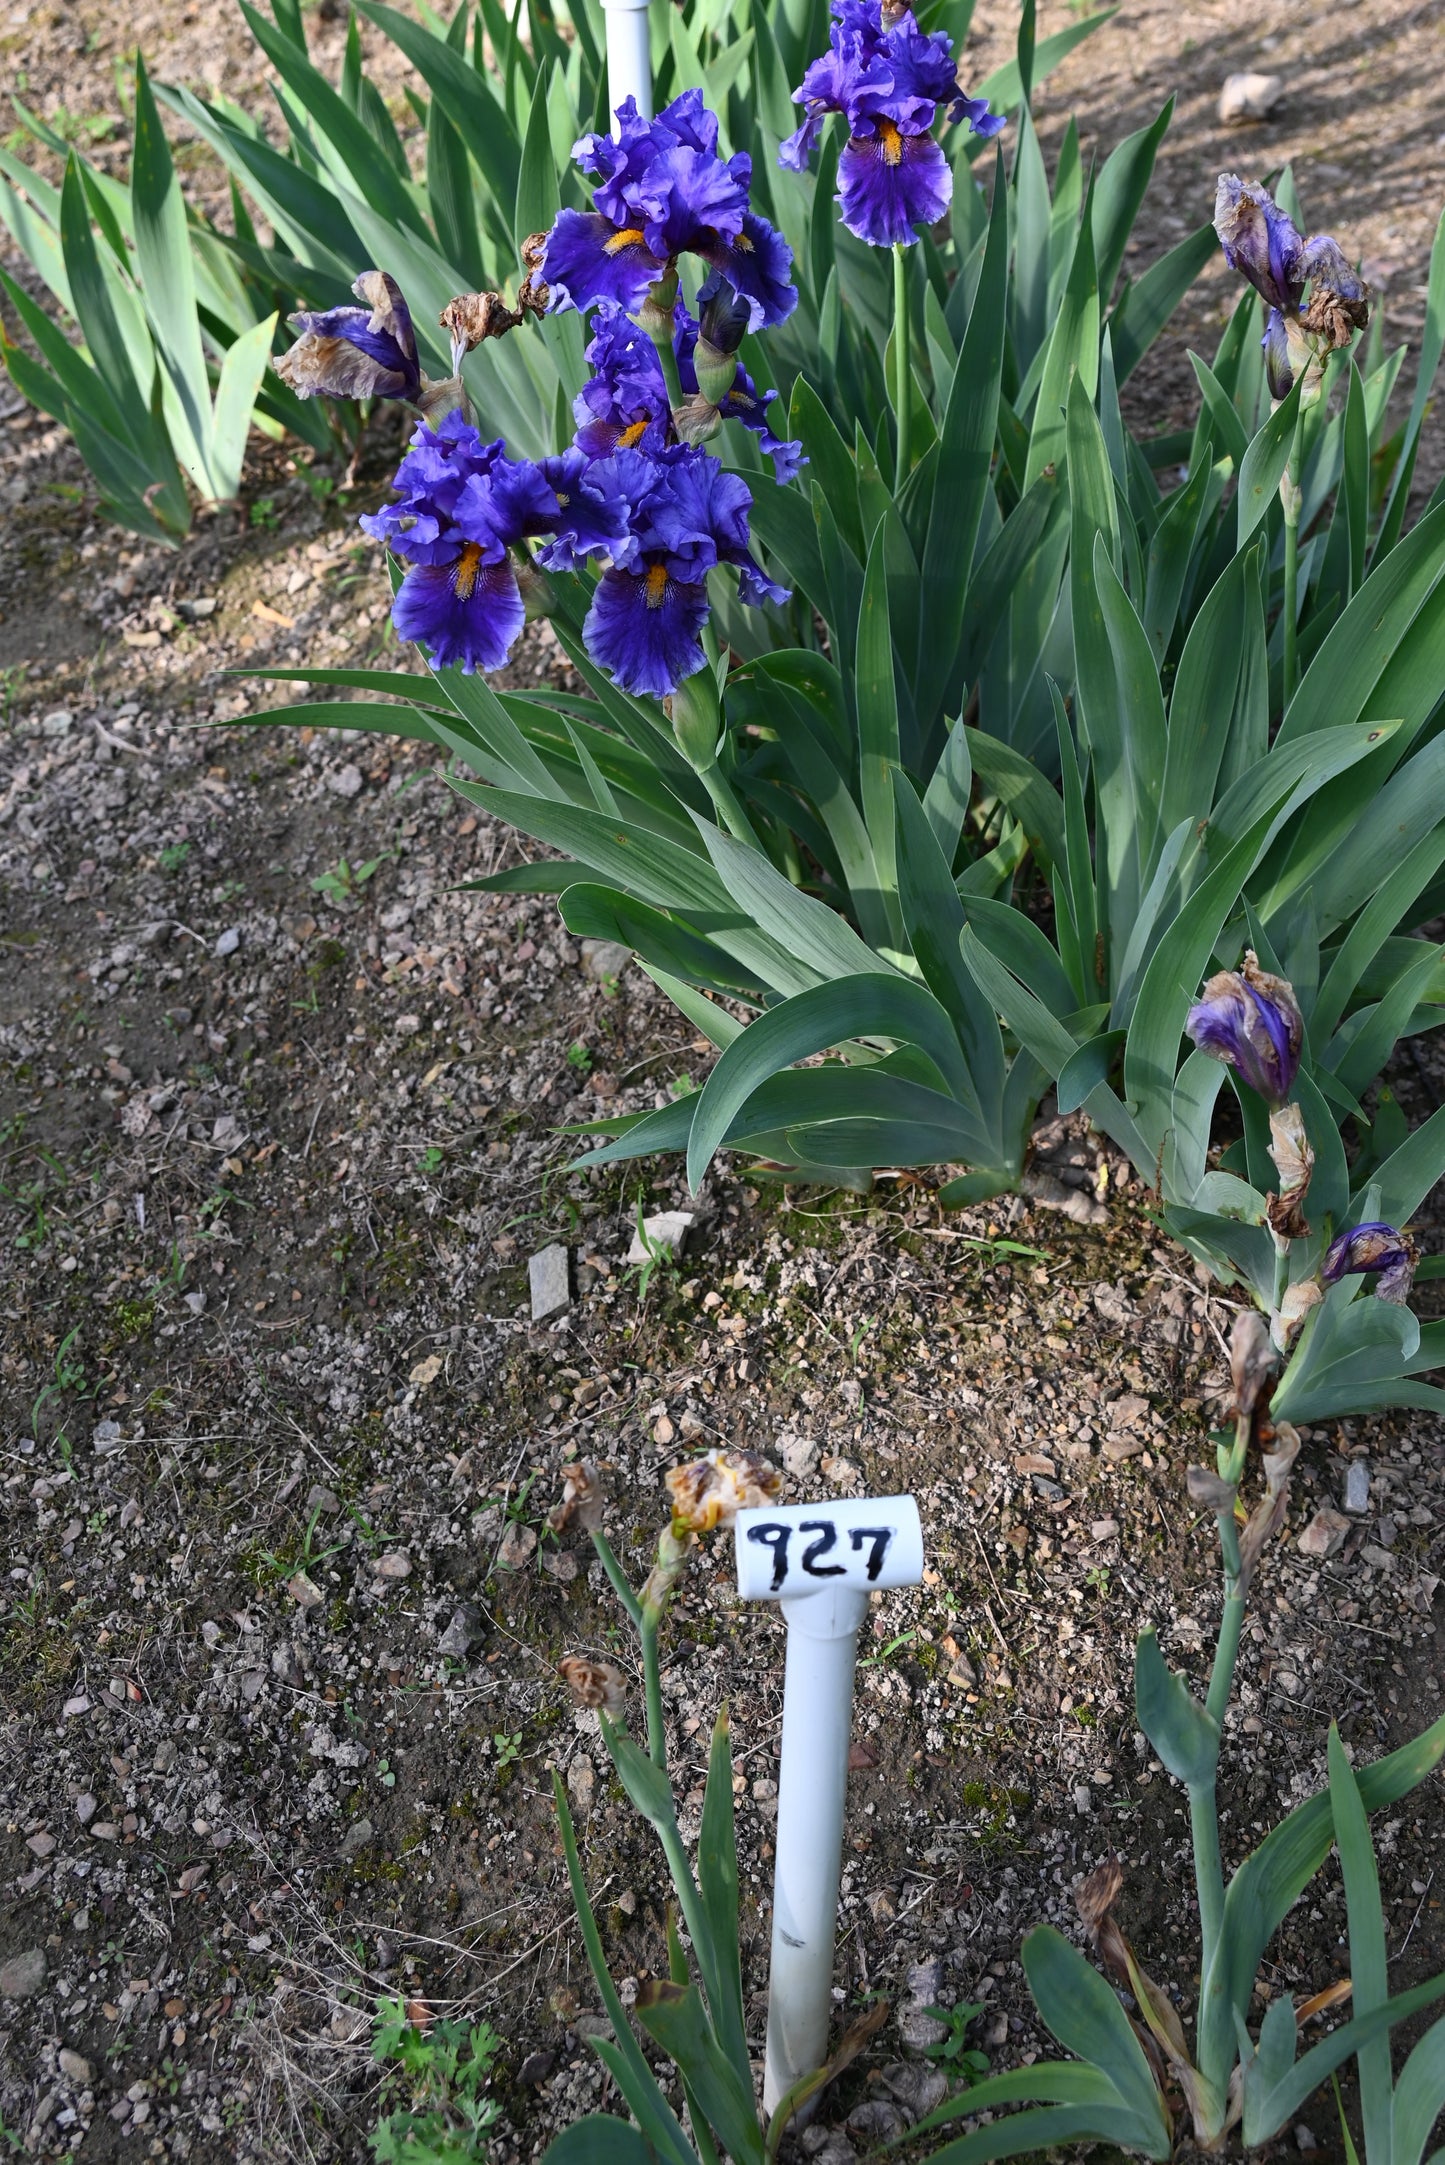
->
(694, 209, 799, 329)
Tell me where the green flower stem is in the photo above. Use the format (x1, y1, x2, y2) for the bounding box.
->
(697, 757, 758, 846)
(893, 241, 912, 483)
(590, 1530, 642, 1628)
(1281, 409, 1304, 707)
(641, 1601, 668, 1771)
(1190, 1778, 1226, 1990)
(652, 323, 687, 416)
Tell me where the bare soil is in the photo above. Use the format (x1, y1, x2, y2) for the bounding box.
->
(1, 3, 1443, 2161)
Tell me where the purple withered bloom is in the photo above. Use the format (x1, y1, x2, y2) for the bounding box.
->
(361, 413, 628, 674)
(1321, 1222, 1417, 1306)
(1214, 175, 1369, 400)
(1185, 950, 1303, 1109)
(780, 0, 1003, 249)
(542, 92, 797, 331)
(276, 270, 422, 402)
(581, 444, 789, 699)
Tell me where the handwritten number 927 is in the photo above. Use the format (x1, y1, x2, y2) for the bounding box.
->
(746, 1519, 894, 1592)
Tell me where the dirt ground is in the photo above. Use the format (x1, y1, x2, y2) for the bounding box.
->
(1, 2, 1443, 2161)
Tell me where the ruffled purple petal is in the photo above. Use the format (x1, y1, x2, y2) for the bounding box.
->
(780, 111, 826, 170)
(838, 126, 951, 248)
(1322, 1221, 1416, 1305)
(694, 209, 798, 330)
(542, 208, 668, 317)
(278, 270, 421, 402)
(737, 557, 791, 609)
(391, 551, 525, 673)
(584, 565, 711, 697)
(948, 91, 1006, 139)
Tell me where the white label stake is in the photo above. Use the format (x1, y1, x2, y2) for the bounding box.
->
(599, 0, 653, 125)
(735, 1495, 924, 2114)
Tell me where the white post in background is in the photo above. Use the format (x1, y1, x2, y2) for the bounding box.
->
(734, 1494, 925, 2116)
(599, 0, 652, 126)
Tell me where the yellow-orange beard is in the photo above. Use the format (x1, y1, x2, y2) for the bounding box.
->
(605, 226, 647, 255)
(644, 563, 670, 608)
(617, 417, 651, 448)
(877, 119, 903, 165)
(453, 542, 485, 599)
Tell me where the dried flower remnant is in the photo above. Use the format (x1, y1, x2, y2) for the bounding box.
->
(1321, 1221, 1418, 1305)
(665, 1447, 783, 1534)
(276, 270, 423, 403)
(1186, 950, 1303, 1108)
(559, 1655, 627, 1716)
(1236, 1420, 1301, 1595)
(1229, 1308, 1277, 1429)
(1213, 175, 1369, 402)
(1265, 1102, 1315, 1241)
(1271, 1276, 1322, 1354)
(549, 1458, 606, 1536)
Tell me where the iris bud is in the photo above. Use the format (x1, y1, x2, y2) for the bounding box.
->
(666, 669, 723, 768)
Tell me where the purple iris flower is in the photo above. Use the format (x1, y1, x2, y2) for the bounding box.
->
(1185, 952, 1303, 1109)
(542, 91, 797, 332)
(1214, 175, 1369, 400)
(580, 444, 789, 699)
(572, 300, 806, 486)
(361, 413, 628, 674)
(780, 0, 1003, 249)
(275, 270, 422, 402)
(1321, 1222, 1417, 1306)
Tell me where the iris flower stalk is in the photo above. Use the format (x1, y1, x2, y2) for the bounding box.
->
(1213, 175, 1369, 704)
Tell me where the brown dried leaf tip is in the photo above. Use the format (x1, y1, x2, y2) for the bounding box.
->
(558, 1655, 627, 1717)
(665, 1448, 782, 1535)
(548, 1458, 606, 1536)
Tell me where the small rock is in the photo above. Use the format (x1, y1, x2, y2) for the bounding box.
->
(200, 1620, 222, 1650)
(329, 2003, 369, 2041)
(1219, 70, 1283, 123)
(327, 763, 364, 798)
(0, 1950, 46, 1998)
(152, 1740, 177, 1774)
(42, 708, 74, 736)
(394, 1013, 422, 1037)
(286, 1572, 324, 1609)
(271, 1642, 304, 1686)
(823, 1454, 863, 1487)
(92, 1420, 124, 1457)
(1072, 1784, 1094, 1814)
(57, 2049, 91, 2086)
(1297, 1508, 1351, 1560)
(1362, 1544, 1396, 1572)
(580, 938, 630, 984)
(627, 1210, 695, 1263)
(214, 926, 241, 958)
(1345, 1461, 1371, 1514)
(847, 2101, 906, 2143)
(875, 2063, 948, 2121)
(408, 1353, 443, 1388)
(1021, 1168, 1106, 1224)
(340, 1818, 374, 1859)
(567, 1755, 595, 1814)
(529, 1242, 572, 1321)
(183, 1291, 206, 1317)
(1090, 1518, 1119, 1540)
(437, 1604, 483, 1658)
(898, 1958, 946, 2050)
(212, 1114, 245, 1150)
(75, 1795, 96, 1826)
(305, 1485, 340, 1517)
(517, 2049, 557, 2088)
(946, 1650, 978, 1689)
(25, 1832, 56, 1858)
(1102, 1433, 1145, 1462)
(1295, 2127, 1318, 2155)
(373, 1551, 412, 1581)
(496, 1521, 537, 1572)
(780, 1433, 818, 1478)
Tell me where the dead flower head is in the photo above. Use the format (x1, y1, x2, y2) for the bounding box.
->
(1266, 1102, 1315, 1242)
(665, 1448, 782, 1535)
(559, 1654, 627, 1717)
(548, 1458, 606, 1536)
(1229, 1308, 1277, 1427)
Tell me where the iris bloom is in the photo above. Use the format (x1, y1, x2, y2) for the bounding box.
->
(1321, 1222, 1417, 1305)
(780, 0, 1003, 249)
(362, 412, 628, 674)
(276, 271, 423, 403)
(572, 298, 805, 485)
(665, 1448, 782, 1534)
(582, 443, 789, 699)
(1185, 951, 1303, 1108)
(542, 91, 797, 332)
(1214, 175, 1369, 401)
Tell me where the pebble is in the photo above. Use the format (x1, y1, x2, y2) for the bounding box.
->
(529, 1242, 572, 1321)
(437, 1604, 483, 1658)
(627, 1210, 695, 1263)
(1297, 1508, 1351, 1560)
(781, 1433, 818, 1478)
(580, 938, 629, 984)
(75, 1794, 96, 1826)
(1219, 70, 1283, 122)
(1102, 1433, 1145, 1461)
(1072, 1784, 1094, 1814)
(214, 926, 241, 958)
(25, 1832, 56, 1857)
(286, 1572, 324, 1608)
(326, 763, 363, 798)
(0, 1950, 46, 1998)
(1345, 1461, 1371, 1514)
(340, 1818, 374, 1858)
(41, 708, 73, 736)
(57, 2049, 91, 2086)
(394, 1013, 422, 1036)
(372, 1551, 412, 1581)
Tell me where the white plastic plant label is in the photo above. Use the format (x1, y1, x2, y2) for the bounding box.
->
(734, 1493, 924, 1600)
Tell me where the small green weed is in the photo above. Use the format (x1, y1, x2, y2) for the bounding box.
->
(249, 496, 281, 531)
(492, 1731, 522, 1771)
(158, 841, 191, 874)
(368, 1996, 502, 2163)
(417, 1145, 445, 1175)
(921, 1999, 990, 2082)
(565, 1040, 593, 1073)
(312, 854, 387, 902)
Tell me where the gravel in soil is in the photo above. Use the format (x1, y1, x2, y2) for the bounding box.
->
(3, 3, 1445, 2160)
